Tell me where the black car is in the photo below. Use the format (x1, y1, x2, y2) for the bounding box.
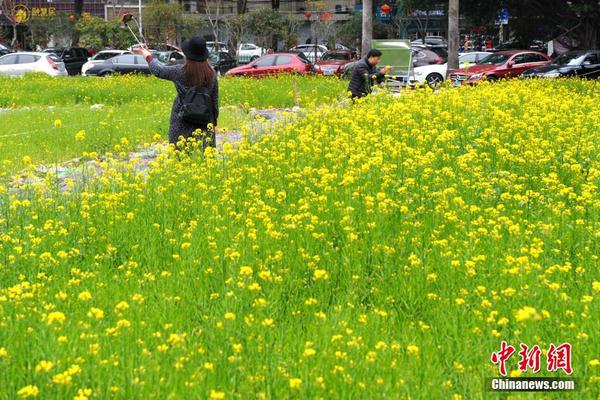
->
(43, 47, 88, 75)
(0, 43, 12, 57)
(208, 51, 237, 74)
(522, 50, 600, 79)
(84, 54, 150, 76)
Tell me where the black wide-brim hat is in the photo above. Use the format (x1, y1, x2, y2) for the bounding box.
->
(182, 36, 209, 62)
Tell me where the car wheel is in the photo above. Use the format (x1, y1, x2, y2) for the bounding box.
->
(486, 75, 497, 81)
(100, 71, 113, 77)
(425, 73, 444, 88)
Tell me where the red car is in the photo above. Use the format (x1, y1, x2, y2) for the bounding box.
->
(226, 53, 311, 77)
(314, 50, 355, 76)
(449, 50, 551, 85)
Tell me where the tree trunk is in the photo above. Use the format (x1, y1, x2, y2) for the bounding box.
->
(361, 0, 373, 57)
(72, 0, 84, 45)
(271, 0, 280, 11)
(447, 0, 459, 71)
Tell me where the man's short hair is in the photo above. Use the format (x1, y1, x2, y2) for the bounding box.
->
(367, 49, 382, 58)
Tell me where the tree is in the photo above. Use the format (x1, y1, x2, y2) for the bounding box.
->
(0, 0, 18, 46)
(448, 0, 459, 70)
(202, 0, 223, 46)
(143, 0, 183, 44)
(223, 14, 245, 55)
(245, 9, 288, 49)
(72, 0, 84, 44)
(361, 0, 373, 56)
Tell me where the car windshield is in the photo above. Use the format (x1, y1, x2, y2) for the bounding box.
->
(550, 53, 586, 66)
(93, 52, 120, 61)
(321, 52, 350, 61)
(209, 53, 220, 63)
(478, 54, 510, 65)
(155, 52, 171, 63)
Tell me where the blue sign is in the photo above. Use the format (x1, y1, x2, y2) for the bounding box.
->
(499, 7, 509, 24)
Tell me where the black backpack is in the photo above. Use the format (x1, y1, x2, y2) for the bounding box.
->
(179, 84, 214, 125)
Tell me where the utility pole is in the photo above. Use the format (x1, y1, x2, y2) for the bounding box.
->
(447, 0, 459, 70)
(361, 0, 372, 57)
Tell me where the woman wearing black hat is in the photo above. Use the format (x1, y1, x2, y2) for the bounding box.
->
(134, 36, 218, 149)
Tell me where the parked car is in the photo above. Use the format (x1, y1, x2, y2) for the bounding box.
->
(209, 51, 237, 74)
(43, 47, 88, 75)
(226, 53, 311, 77)
(0, 43, 12, 56)
(449, 50, 551, 85)
(522, 50, 600, 79)
(82, 54, 150, 76)
(0, 52, 68, 77)
(411, 36, 447, 47)
(290, 44, 328, 63)
(412, 51, 492, 87)
(314, 50, 355, 76)
(154, 50, 185, 65)
(237, 43, 264, 64)
(81, 50, 130, 76)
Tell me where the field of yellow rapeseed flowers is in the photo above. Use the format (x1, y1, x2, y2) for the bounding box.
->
(0, 77, 599, 399)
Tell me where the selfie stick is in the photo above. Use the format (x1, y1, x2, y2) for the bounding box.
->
(120, 13, 147, 47)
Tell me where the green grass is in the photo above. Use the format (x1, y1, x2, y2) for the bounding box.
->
(0, 74, 346, 175)
(0, 74, 347, 108)
(0, 79, 598, 399)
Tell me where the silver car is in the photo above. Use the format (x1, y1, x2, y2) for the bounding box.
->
(0, 52, 68, 77)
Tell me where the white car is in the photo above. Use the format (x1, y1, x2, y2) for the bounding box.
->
(237, 43, 264, 64)
(0, 52, 68, 77)
(82, 50, 130, 76)
(290, 44, 328, 63)
(412, 52, 492, 87)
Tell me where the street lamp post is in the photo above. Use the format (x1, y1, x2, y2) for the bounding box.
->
(138, 0, 143, 37)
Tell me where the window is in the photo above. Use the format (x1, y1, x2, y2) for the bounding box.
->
(241, 44, 255, 50)
(275, 55, 292, 65)
(0, 54, 18, 65)
(512, 54, 528, 64)
(525, 53, 547, 63)
(460, 53, 477, 63)
(254, 56, 276, 67)
(115, 55, 136, 64)
(220, 52, 232, 61)
(17, 55, 39, 64)
(134, 55, 147, 64)
(584, 53, 599, 65)
(78, 49, 88, 58)
(171, 52, 184, 60)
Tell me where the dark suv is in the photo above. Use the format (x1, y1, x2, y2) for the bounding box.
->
(43, 47, 88, 75)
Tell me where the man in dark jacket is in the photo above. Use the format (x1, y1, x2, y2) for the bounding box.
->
(348, 49, 389, 98)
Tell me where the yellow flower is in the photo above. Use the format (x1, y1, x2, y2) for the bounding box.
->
(78, 291, 92, 301)
(515, 306, 539, 323)
(46, 311, 66, 326)
(407, 344, 420, 357)
(75, 130, 86, 141)
(35, 360, 54, 373)
(209, 390, 225, 399)
(53, 119, 62, 127)
(0, 347, 7, 358)
(224, 312, 236, 320)
(240, 266, 253, 276)
(289, 378, 302, 389)
(303, 348, 316, 357)
(313, 269, 329, 281)
(17, 385, 39, 398)
(87, 307, 104, 319)
(589, 359, 600, 367)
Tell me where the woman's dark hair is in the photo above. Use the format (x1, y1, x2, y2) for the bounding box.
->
(183, 59, 215, 87)
(367, 49, 382, 58)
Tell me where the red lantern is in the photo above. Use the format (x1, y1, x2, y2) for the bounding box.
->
(381, 4, 391, 13)
(304, 10, 312, 18)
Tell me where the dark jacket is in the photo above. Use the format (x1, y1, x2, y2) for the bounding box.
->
(148, 59, 219, 145)
(347, 57, 385, 98)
